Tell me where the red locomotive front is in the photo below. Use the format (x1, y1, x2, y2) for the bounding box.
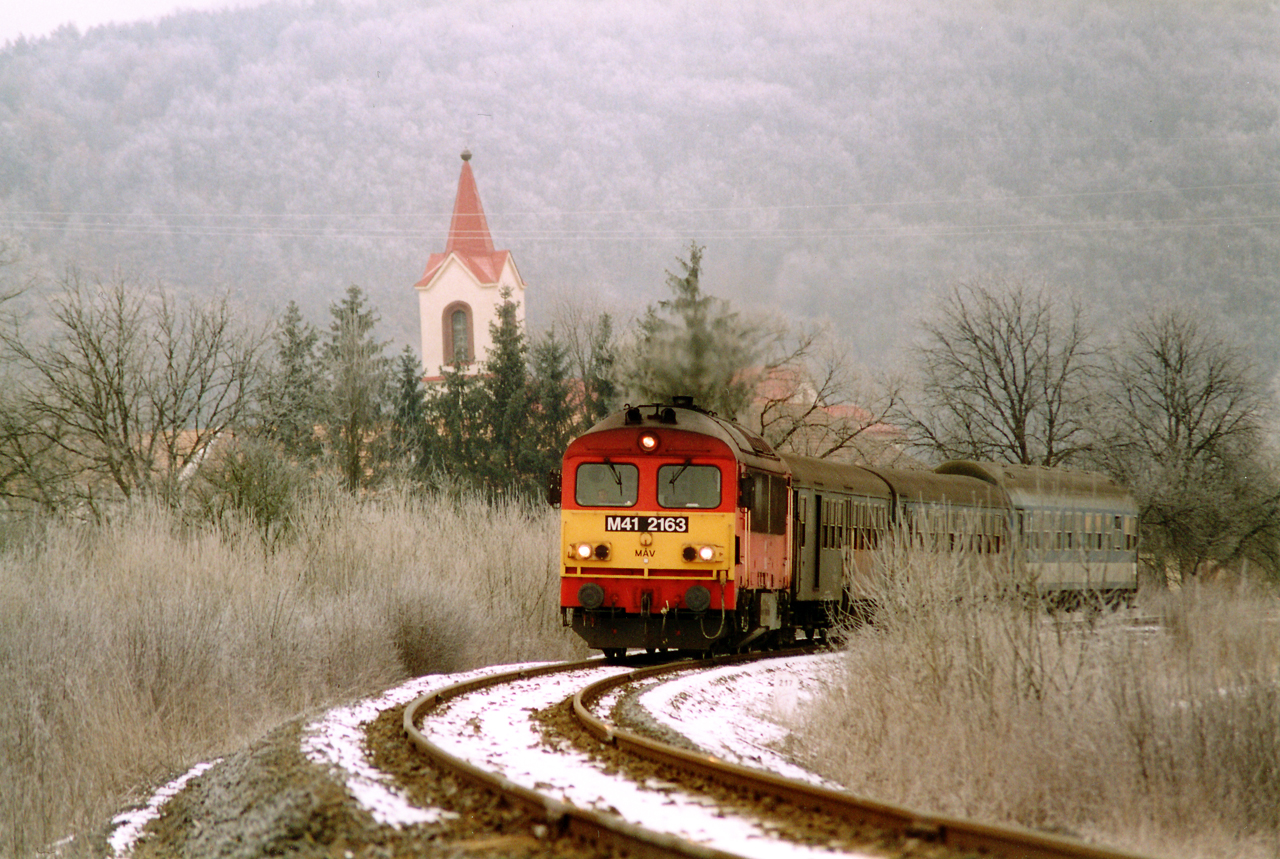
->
(556, 399, 791, 659)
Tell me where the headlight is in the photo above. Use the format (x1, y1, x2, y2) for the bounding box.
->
(570, 542, 610, 561)
(698, 545, 715, 562)
(638, 432, 659, 452)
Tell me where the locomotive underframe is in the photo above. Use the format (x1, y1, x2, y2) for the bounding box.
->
(566, 588, 804, 653)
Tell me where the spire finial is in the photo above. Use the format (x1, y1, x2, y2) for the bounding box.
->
(461, 148, 472, 161)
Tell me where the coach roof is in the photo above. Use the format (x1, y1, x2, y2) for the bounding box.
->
(936, 461, 1136, 512)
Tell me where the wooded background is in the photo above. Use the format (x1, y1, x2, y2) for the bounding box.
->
(1, 0, 1275, 368)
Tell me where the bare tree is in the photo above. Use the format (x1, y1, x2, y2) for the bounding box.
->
(1096, 308, 1280, 581)
(903, 274, 1096, 466)
(545, 290, 617, 428)
(746, 324, 906, 463)
(0, 270, 268, 508)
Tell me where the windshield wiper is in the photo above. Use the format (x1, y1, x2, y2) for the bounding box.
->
(666, 460, 692, 487)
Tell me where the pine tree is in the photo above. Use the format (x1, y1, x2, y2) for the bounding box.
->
(529, 326, 576, 476)
(583, 312, 617, 425)
(261, 301, 323, 459)
(622, 242, 765, 419)
(423, 363, 485, 485)
(479, 287, 530, 491)
(322, 285, 390, 492)
(389, 345, 429, 472)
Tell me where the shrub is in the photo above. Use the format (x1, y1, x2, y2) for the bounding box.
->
(0, 487, 585, 857)
(794, 541, 1280, 859)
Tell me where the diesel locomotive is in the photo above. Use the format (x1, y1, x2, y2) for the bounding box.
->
(550, 397, 1138, 659)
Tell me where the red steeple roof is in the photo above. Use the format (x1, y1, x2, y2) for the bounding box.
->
(446, 151, 495, 255)
(416, 150, 511, 287)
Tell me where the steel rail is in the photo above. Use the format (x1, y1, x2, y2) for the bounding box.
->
(573, 654, 1160, 859)
(402, 657, 762, 859)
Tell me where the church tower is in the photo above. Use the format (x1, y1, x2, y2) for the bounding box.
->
(414, 150, 526, 380)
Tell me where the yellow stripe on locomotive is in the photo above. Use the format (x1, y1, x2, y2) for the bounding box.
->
(561, 509, 734, 579)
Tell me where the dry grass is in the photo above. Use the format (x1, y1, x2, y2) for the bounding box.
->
(0, 486, 585, 858)
(794, 540, 1280, 859)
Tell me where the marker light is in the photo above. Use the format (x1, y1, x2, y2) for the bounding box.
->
(698, 545, 716, 562)
(573, 543, 593, 560)
(638, 433, 659, 452)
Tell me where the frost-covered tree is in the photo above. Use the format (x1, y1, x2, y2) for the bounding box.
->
(0, 270, 267, 508)
(620, 242, 769, 420)
(902, 275, 1096, 467)
(322, 284, 390, 492)
(1095, 308, 1280, 581)
(260, 300, 323, 460)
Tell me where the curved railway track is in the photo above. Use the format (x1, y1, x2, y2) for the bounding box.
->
(403, 651, 1158, 859)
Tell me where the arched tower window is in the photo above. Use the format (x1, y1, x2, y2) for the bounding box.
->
(442, 301, 474, 366)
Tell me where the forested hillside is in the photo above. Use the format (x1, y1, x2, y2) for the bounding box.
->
(1, 0, 1276, 367)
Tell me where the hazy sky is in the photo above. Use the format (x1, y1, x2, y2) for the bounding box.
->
(1, 0, 272, 44)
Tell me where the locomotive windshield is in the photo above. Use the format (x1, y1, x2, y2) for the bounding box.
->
(575, 462, 639, 507)
(658, 464, 721, 509)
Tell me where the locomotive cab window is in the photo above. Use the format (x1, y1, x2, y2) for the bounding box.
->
(575, 462, 639, 507)
(658, 464, 721, 509)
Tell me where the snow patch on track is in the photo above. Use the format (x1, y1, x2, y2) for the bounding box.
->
(419, 659, 874, 858)
(637, 653, 845, 787)
(300, 662, 546, 828)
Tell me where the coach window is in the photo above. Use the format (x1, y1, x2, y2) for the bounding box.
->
(575, 462, 639, 507)
(658, 464, 721, 508)
(797, 495, 807, 548)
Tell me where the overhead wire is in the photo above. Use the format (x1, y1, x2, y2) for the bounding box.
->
(1, 178, 1277, 241)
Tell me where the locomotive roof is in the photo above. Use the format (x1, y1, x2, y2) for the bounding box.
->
(576, 403, 783, 471)
(936, 461, 1137, 513)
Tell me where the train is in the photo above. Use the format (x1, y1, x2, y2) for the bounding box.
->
(550, 397, 1139, 659)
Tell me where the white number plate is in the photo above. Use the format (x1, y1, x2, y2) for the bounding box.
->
(605, 515, 689, 533)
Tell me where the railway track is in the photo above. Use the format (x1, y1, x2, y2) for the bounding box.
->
(402, 651, 1159, 859)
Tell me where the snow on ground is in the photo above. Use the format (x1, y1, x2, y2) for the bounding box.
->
(635, 652, 846, 787)
(108, 761, 220, 857)
(107, 663, 540, 855)
(111, 654, 872, 858)
(299, 662, 547, 828)
(420, 658, 876, 859)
